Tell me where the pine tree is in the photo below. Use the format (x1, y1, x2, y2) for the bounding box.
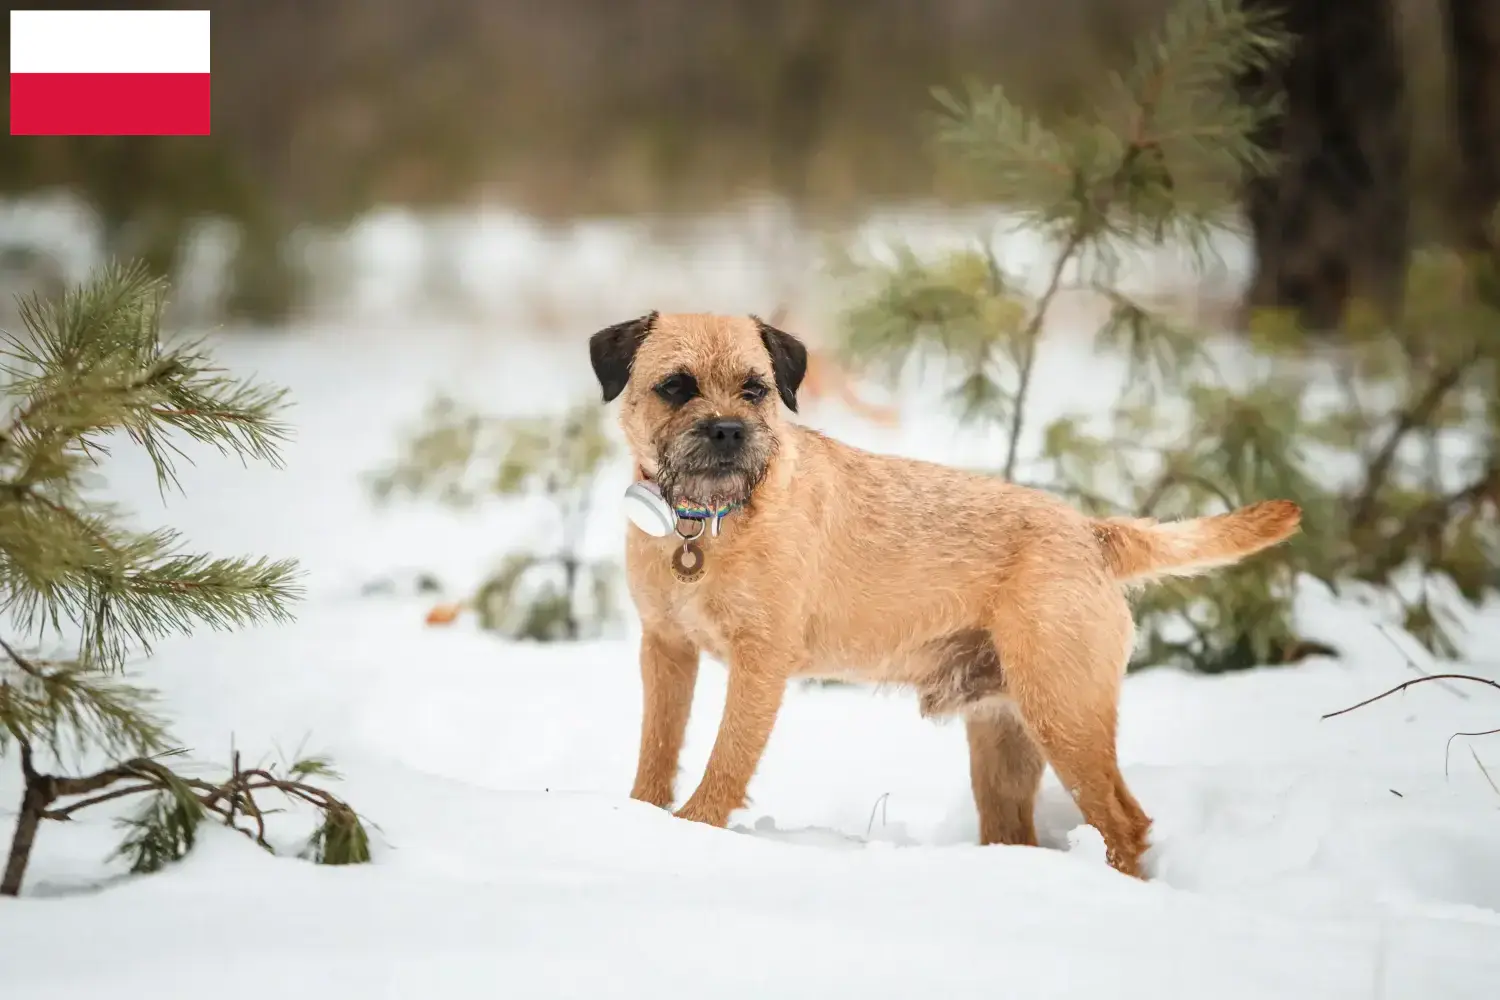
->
(1, 262, 370, 897)
(835, 0, 1500, 672)
(832, 0, 1314, 673)
(367, 394, 619, 640)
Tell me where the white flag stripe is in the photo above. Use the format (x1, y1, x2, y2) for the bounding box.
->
(10, 10, 210, 75)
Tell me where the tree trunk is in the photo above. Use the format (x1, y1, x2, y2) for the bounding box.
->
(1442, 0, 1500, 253)
(1, 748, 52, 897)
(1239, 0, 1410, 330)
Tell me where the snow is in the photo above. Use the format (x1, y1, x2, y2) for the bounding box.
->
(3, 206, 1500, 998)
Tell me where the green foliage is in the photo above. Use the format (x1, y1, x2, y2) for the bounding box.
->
(836, 0, 1500, 673)
(368, 395, 620, 641)
(113, 769, 205, 875)
(96, 747, 375, 876)
(0, 262, 299, 672)
(929, 0, 1289, 249)
(0, 656, 168, 761)
(303, 804, 373, 866)
(834, 0, 1303, 673)
(0, 262, 370, 896)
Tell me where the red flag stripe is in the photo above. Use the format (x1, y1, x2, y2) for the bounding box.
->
(9, 73, 211, 136)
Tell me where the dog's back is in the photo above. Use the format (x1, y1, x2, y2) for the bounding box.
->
(778, 425, 1299, 672)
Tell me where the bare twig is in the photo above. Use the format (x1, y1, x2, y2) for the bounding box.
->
(1322, 673, 1500, 721)
(864, 792, 891, 839)
(1468, 746, 1500, 796)
(1374, 623, 1472, 701)
(1444, 728, 1500, 779)
(226, 748, 240, 829)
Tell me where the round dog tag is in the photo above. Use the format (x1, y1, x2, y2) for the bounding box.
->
(671, 541, 706, 584)
(623, 480, 675, 538)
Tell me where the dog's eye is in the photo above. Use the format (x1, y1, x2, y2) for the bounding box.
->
(741, 377, 770, 404)
(653, 373, 698, 407)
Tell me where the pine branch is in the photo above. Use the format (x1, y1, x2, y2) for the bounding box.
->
(1, 636, 172, 759)
(1348, 354, 1481, 532)
(0, 262, 313, 893)
(0, 264, 303, 674)
(2, 740, 373, 895)
(1002, 227, 1086, 480)
(1359, 462, 1500, 580)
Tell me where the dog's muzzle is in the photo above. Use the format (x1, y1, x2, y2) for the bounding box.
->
(656, 416, 772, 509)
(697, 417, 746, 465)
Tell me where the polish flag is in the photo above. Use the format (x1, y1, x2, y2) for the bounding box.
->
(10, 10, 211, 136)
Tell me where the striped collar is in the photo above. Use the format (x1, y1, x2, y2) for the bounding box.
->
(671, 495, 746, 521)
(637, 467, 747, 522)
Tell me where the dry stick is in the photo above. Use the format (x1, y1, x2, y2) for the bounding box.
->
(1467, 746, 1500, 795)
(1374, 623, 1471, 700)
(232, 755, 271, 850)
(226, 748, 240, 830)
(1445, 728, 1500, 779)
(1321, 674, 1500, 721)
(1322, 645, 1500, 779)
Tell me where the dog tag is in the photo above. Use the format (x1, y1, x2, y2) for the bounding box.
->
(623, 480, 675, 538)
(671, 540, 706, 584)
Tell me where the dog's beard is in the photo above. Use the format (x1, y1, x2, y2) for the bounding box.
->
(654, 427, 775, 510)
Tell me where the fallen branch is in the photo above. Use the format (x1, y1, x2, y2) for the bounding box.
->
(3, 735, 372, 896)
(1321, 673, 1500, 721)
(1321, 626, 1500, 787)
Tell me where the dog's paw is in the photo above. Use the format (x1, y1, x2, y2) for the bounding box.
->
(629, 785, 675, 810)
(673, 799, 732, 828)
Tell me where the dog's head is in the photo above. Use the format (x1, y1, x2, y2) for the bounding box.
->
(588, 311, 807, 509)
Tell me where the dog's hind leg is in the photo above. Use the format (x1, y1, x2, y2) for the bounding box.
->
(911, 632, 1045, 847)
(965, 704, 1046, 847)
(987, 580, 1153, 878)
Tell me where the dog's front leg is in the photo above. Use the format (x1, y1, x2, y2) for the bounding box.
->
(674, 638, 793, 828)
(630, 629, 700, 809)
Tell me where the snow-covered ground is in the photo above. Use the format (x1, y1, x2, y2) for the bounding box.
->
(4, 207, 1500, 998)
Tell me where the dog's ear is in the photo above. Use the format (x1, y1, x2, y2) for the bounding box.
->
(588, 311, 657, 403)
(752, 315, 808, 413)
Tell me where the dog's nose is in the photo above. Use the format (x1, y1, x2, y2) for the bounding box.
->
(701, 417, 746, 455)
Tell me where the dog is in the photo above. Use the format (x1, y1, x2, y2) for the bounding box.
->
(589, 311, 1301, 878)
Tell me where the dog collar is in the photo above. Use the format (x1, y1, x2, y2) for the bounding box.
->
(672, 496, 746, 521)
(635, 467, 747, 524)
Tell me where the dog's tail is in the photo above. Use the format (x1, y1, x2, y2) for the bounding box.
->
(1091, 500, 1301, 584)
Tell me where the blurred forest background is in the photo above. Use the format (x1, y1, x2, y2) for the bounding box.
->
(0, 0, 1489, 326)
(5, 0, 1500, 674)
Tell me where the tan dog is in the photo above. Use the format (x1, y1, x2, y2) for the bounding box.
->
(589, 311, 1301, 878)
